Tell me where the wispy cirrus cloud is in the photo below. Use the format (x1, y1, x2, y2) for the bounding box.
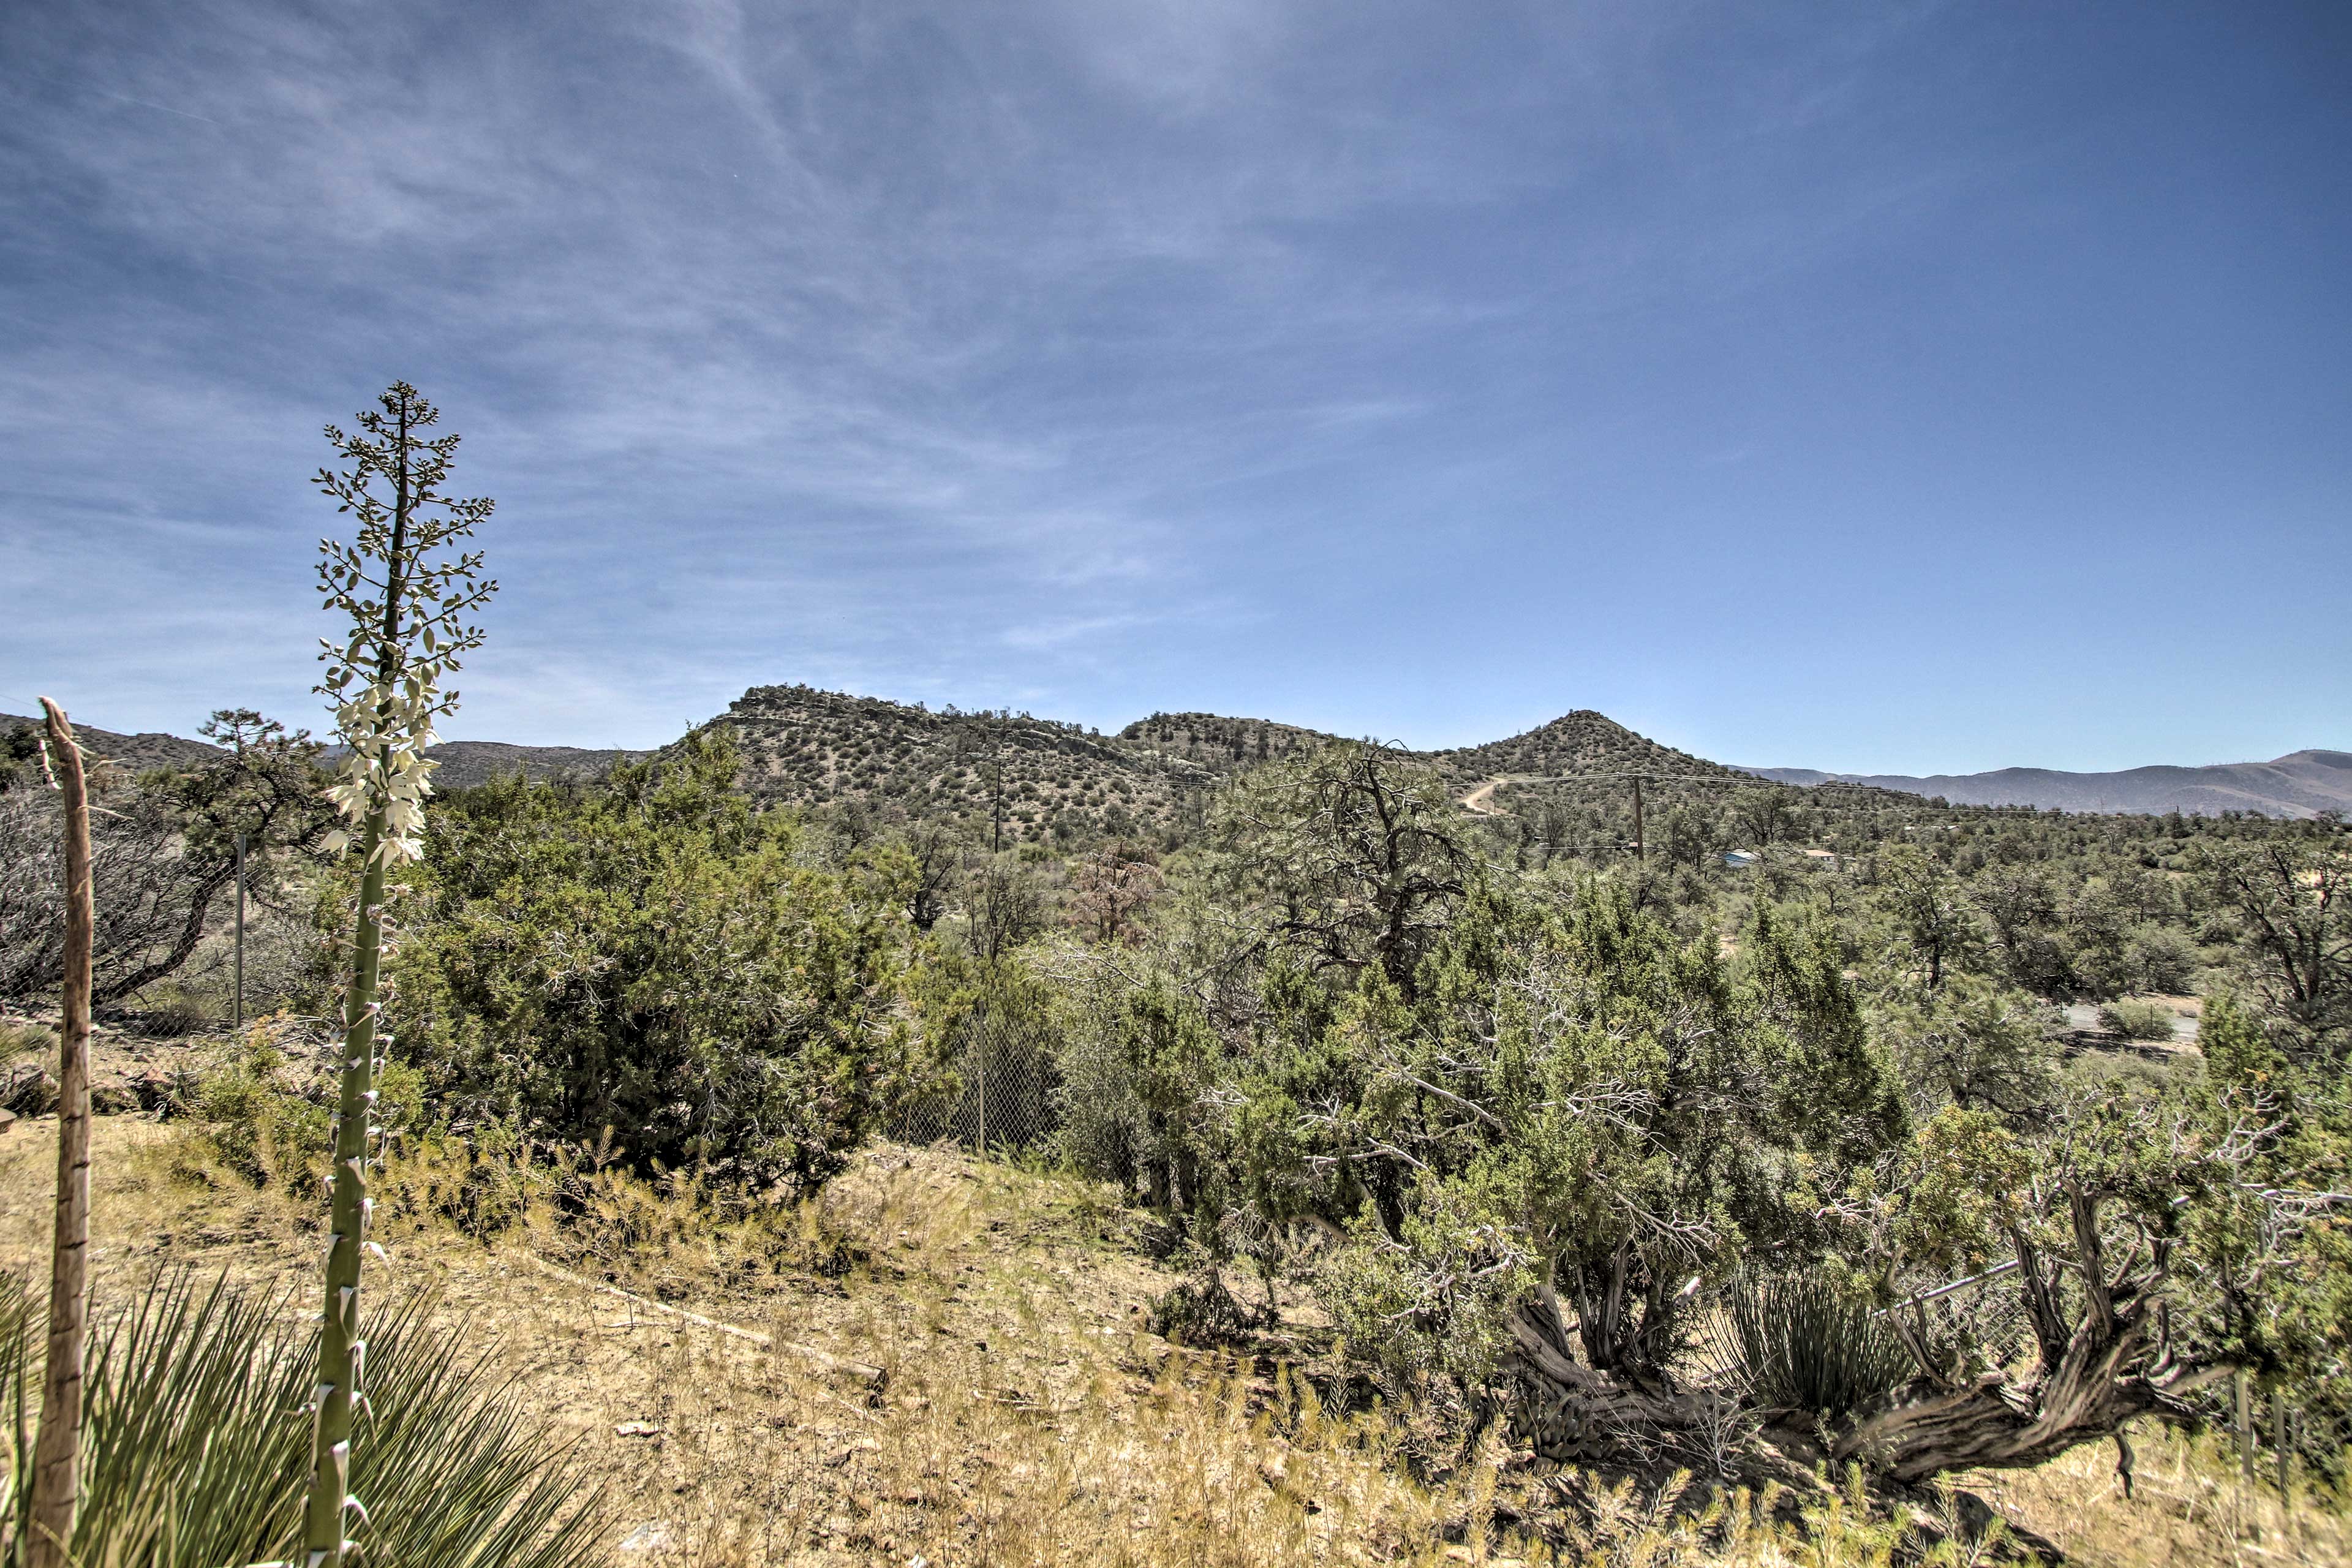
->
(4, 1, 2345, 767)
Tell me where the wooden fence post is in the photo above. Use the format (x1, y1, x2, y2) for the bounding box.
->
(28, 698, 94, 1568)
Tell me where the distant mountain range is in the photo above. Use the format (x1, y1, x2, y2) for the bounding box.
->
(405, 741, 653, 788)
(0, 715, 646, 791)
(11, 700, 2339, 821)
(1740, 751, 2351, 820)
(688, 687, 1747, 840)
(6, 692, 1745, 844)
(0, 714, 225, 774)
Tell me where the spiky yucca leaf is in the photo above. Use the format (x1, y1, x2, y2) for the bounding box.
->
(0, 1271, 606, 1568)
(1, 1278, 28, 1554)
(1703, 1271, 1916, 1417)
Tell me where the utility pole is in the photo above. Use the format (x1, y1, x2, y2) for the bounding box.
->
(233, 830, 247, 1031)
(1631, 775, 1645, 864)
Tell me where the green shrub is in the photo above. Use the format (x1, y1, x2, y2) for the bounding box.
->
(0, 1270, 606, 1566)
(190, 1049, 330, 1189)
(390, 735, 914, 1191)
(2123, 925, 2200, 995)
(2098, 998, 2179, 1041)
(188, 1023, 423, 1190)
(129, 982, 216, 1038)
(1703, 1272, 1915, 1416)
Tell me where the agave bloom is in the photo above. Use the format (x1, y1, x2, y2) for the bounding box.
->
(303, 382, 496, 1566)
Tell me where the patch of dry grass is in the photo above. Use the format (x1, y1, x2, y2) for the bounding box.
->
(2, 1117, 2345, 1566)
(1964, 1428, 2349, 1567)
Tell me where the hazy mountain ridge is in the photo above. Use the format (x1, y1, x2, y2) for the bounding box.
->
(416, 741, 654, 789)
(1743, 750, 2352, 820)
(2, 715, 646, 793)
(0, 712, 227, 774)
(1440, 709, 1749, 785)
(18, 699, 2339, 822)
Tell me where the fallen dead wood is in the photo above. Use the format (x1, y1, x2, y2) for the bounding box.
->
(513, 1252, 887, 1388)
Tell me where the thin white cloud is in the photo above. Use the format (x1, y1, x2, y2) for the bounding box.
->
(9, 2, 2334, 766)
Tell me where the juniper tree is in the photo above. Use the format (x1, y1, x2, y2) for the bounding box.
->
(304, 383, 494, 1566)
(0, 711, 329, 1008)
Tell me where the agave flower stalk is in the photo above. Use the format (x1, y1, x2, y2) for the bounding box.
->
(303, 383, 494, 1567)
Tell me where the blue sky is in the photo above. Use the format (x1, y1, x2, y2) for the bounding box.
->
(3, 2, 2346, 772)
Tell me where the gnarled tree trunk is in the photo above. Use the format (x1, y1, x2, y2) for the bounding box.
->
(1834, 1203, 2228, 1484)
(1502, 1286, 1708, 1461)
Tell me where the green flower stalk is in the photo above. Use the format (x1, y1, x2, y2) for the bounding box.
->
(304, 383, 495, 1567)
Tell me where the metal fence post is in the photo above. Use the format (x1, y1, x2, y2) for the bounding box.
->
(233, 830, 246, 1031)
(2274, 1386, 2288, 1496)
(2235, 1370, 2253, 1485)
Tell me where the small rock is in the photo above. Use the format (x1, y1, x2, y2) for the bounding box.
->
(0, 1063, 56, 1116)
(617, 1521, 674, 1552)
(134, 1068, 182, 1114)
(614, 1420, 663, 1438)
(826, 1436, 880, 1467)
(91, 1078, 141, 1115)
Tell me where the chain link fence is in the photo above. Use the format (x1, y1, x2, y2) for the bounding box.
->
(888, 1002, 1061, 1156)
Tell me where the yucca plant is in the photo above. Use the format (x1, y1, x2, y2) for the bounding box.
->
(0, 1270, 607, 1567)
(1703, 1271, 1917, 1418)
(306, 382, 496, 1563)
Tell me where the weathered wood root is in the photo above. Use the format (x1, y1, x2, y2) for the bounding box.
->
(1501, 1297, 1706, 1462)
(1828, 1297, 2227, 1484)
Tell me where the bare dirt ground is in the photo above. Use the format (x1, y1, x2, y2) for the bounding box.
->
(1459, 779, 1507, 816)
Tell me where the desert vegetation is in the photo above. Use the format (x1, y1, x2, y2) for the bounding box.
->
(2, 390, 2348, 1564)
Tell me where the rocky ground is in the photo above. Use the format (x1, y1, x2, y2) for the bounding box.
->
(0, 1005, 197, 1131)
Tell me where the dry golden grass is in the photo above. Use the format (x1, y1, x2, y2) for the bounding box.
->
(1, 1115, 2345, 1566)
(1964, 1429, 2350, 1567)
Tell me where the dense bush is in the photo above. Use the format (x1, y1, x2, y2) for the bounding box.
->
(188, 1020, 428, 1190)
(2097, 997, 2180, 1040)
(386, 734, 915, 1191)
(1873, 973, 2058, 1121)
(1235, 884, 1905, 1384)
